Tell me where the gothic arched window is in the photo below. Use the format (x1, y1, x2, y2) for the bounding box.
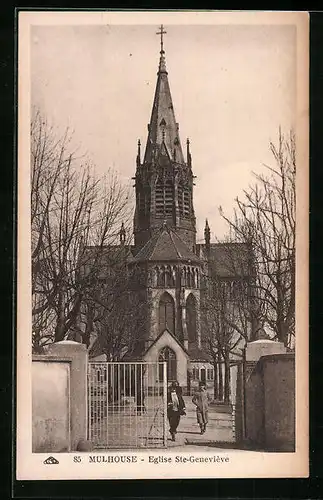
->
(153, 266, 159, 287)
(159, 292, 175, 334)
(165, 266, 175, 287)
(138, 183, 151, 222)
(182, 267, 187, 287)
(186, 293, 197, 343)
(187, 267, 194, 288)
(144, 188, 151, 215)
(157, 266, 165, 287)
(158, 346, 177, 382)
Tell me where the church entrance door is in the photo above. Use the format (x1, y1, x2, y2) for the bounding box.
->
(158, 347, 177, 383)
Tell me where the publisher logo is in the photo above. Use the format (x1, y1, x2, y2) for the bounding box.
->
(43, 456, 59, 465)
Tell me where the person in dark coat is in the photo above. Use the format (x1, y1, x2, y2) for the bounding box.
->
(192, 381, 209, 434)
(174, 380, 183, 395)
(136, 383, 145, 414)
(167, 381, 186, 441)
(135, 365, 146, 414)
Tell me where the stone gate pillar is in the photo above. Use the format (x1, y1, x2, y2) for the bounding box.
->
(244, 338, 288, 449)
(45, 340, 88, 451)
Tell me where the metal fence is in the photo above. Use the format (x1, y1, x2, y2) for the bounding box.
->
(88, 362, 167, 449)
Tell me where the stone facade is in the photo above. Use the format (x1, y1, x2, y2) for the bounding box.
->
(142, 329, 189, 389)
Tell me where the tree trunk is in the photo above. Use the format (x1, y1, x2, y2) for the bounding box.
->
(218, 352, 224, 401)
(213, 361, 218, 400)
(32, 329, 43, 353)
(83, 304, 94, 347)
(54, 291, 66, 342)
(224, 356, 231, 404)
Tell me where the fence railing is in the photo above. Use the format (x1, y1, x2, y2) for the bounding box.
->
(88, 361, 167, 449)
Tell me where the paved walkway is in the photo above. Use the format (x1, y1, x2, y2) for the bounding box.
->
(91, 396, 240, 451)
(166, 396, 235, 449)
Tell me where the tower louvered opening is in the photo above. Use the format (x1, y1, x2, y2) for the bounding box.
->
(155, 178, 174, 217)
(183, 191, 190, 216)
(137, 186, 151, 221)
(178, 183, 190, 218)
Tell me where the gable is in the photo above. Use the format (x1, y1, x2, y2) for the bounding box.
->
(143, 329, 189, 362)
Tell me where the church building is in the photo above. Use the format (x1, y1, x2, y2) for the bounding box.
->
(88, 26, 251, 395)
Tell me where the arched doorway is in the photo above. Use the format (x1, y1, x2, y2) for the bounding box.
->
(186, 294, 197, 343)
(158, 346, 177, 382)
(159, 292, 175, 334)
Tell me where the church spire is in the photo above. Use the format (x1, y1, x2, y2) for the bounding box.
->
(143, 25, 184, 165)
(204, 219, 211, 247)
(133, 26, 196, 251)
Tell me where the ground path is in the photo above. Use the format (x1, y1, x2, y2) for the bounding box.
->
(91, 395, 249, 451)
(166, 396, 235, 449)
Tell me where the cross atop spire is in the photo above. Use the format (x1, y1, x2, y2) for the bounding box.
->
(156, 24, 167, 53)
(143, 24, 184, 164)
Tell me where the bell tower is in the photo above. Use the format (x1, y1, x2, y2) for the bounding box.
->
(133, 25, 197, 252)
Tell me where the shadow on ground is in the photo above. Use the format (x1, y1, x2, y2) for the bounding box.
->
(177, 431, 201, 435)
(184, 440, 294, 452)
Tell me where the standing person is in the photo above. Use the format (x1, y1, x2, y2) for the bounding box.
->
(136, 366, 145, 415)
(192, 381, 209, 434)
(174, 380, 183, 396)
(136, 383, 145, 414)
(167, 381, 186, 441)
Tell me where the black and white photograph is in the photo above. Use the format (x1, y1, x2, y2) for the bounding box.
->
(17, 10, 309, 480)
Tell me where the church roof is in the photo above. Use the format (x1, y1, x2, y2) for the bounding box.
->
(132, 223, 200, 263)
(81, 244, 132, 278)
(197, 242, 251, 278)
(143, 45, 185, 165)
(188, 344, 212, 362)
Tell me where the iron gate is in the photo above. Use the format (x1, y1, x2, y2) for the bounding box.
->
(88, 362, 167, 449)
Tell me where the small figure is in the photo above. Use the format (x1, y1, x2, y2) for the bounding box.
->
(136, 385, 145, 415)
(174, 380, 183, 396)
(167, 381, 186, 441)
(192, 381, 209, 434)
(136, 366, 146, 415)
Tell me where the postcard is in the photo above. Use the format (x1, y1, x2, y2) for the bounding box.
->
(17, 10, 309, 480)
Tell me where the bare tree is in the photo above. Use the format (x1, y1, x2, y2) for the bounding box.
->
(201, 129, 295, 399)
(83, 277, 148, 361)
(220, 128, 296, 347)
(78, 241, 149, 361)
(202, 273, 250, 402)
(31, 110, 131, 351)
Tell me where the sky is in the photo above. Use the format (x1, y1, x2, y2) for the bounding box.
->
(30, 21, 296, 242)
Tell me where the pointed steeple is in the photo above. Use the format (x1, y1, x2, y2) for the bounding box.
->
(133, 26, 196, 252)
(136, 139, 141, 167)
(204, 219, 211, 247)
(143, 25, 184, 165)
(187, 138, 192, 168)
